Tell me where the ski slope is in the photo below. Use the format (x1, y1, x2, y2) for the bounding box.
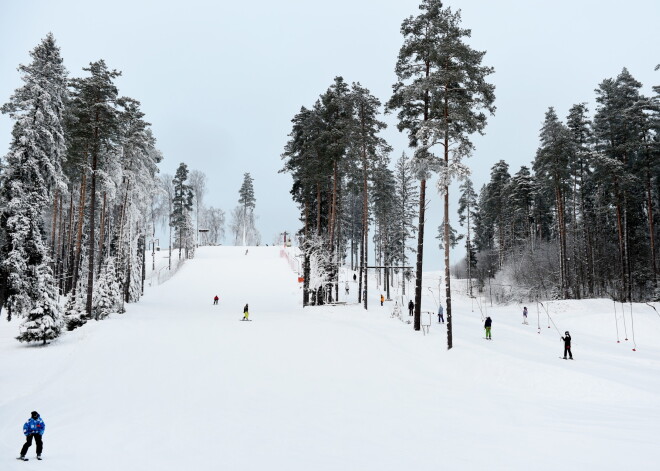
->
(1, 246, 659, 470)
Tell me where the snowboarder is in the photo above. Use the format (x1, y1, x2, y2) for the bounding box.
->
(380, 294, 384, 306)
(408, 300, 414, 316)
(242, 304, 249, 321)
(438, 303, 444, 323)
(213, 295, 219, 305)
(522, 306, 528, 324)
(484, 316, 492, 340)
(345, 282, 349, 295)
(561, 331, 573, 359)
(18, 411, 45, 461)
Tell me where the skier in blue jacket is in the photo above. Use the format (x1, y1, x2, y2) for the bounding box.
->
(18, 411, 45, 461)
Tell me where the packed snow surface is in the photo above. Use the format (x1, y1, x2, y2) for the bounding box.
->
(1, 246, 659, 470)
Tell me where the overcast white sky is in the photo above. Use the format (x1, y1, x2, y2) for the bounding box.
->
(1, 0, 659, 266)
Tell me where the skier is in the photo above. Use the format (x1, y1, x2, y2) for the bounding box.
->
(213, 295, 219, 305)
(380, 294, 384, 306)
(522, 306, 528, 324)
(391, 301, 401, 318)
(438, 303, 444, 323)
(561, 331, 573, 359)
(484, 316, 492, 340)
(242, 304, 249, 321)
(345, 282, 349, 295)
(18, 411, 45, 461)
(408, 300, 414, 316)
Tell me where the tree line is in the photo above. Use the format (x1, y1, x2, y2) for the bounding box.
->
(469, 67, 660, 303)
(0, 34, 228, 344)
(281, 0, 496, 350)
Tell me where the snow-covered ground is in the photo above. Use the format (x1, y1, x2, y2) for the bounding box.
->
(1, 246, 659, 470)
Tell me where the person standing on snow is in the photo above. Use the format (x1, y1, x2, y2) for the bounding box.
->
(522, 306, 528, 324)
(242, 304, 249, 321)
(391, 301, 401, 318)
(484, 316, 492, 340)
(408, 300, 414, 316)
(18, 411, 45, 461)
(438, 303, 444, 323)
(561, 331, 573, 359)
(380, 294, 385, 306)
(213, 295, 219, 305)
(345, 282, 349, 295)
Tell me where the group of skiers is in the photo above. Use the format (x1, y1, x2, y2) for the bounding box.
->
(482, 307, 573, 358)
(212, 295, 250, 321)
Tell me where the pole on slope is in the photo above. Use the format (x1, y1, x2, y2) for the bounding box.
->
(428, 287, 438, 309)
(612, 299, 621, 343)
(629, 301, 637, 351)
(539, 302, 562, 336)
(536, 302, 541, 334)
(620, 301, 629, 341)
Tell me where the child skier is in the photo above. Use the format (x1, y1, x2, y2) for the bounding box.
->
(561, 331, 573, 359)
(18, 411, 45, 461)
(484, 316, 492, 340)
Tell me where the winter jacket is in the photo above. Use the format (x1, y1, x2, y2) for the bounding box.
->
(438, 305, 444, 315)
(23, 417, 45, 436)
(484, 317, 492, 328)
(562, 335, 571, 347)
(408, 301, 414, 310)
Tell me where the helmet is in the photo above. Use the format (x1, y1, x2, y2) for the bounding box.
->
(30, 411, 39, 418)
(565, 331, 570, 335)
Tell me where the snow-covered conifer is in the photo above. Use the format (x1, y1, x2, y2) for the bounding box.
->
(93, 257, 121, 320)
(16, 264, 64, 344)
(0, 33, 68, 321)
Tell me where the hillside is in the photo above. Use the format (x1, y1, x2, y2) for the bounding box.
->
(1, 246, 658, 470)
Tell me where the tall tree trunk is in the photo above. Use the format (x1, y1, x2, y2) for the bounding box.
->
(614, 178, 627, 301)
(51, 189, 59, 258)
(646, 168, 657, 288)
(443, 101, 452, 349)
(303, 200, 310, 306)
(72, 172, 87, 296)
(97, 192, 107, 275)
(86, 145, 98, 318)
(64, 187, 74, 293)
(414, 180, 425, 331)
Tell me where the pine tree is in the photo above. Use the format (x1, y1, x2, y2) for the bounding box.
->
(170, 163, 194, 259)
(0, 33, 68, 329)
(93, 257, 121, 320)
(68, 60, 122, 316)
(393, 152, 419, 295)
(593, 69, 648, 300)
(387, 1, 495, 343)
(237, 172, 257, 246)
(533, 107, 573, 297)
(16, 264, 63, 345)
(349, 82, 390, 308)
(457, 177, 478, 294)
